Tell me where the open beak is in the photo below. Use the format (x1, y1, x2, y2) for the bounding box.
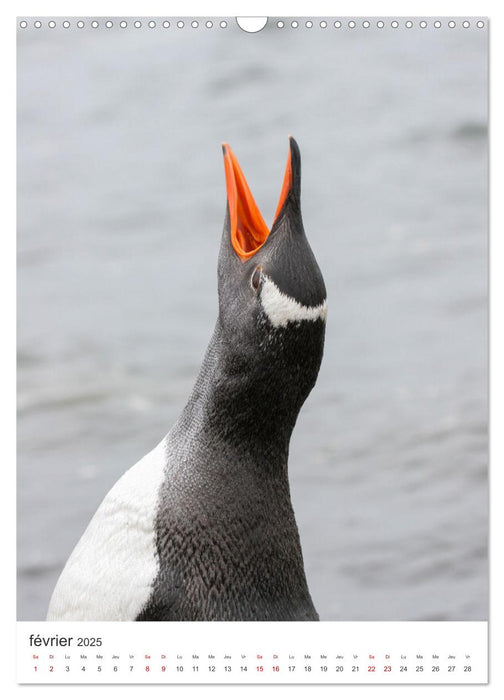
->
(222, 139, 294, 262)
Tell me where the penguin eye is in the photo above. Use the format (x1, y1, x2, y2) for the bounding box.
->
(251, 266, 262, 291)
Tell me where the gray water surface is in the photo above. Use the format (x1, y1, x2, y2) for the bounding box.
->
(17, 18, 488, 620)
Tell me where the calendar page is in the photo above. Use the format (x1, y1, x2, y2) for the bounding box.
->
(16, 8, 489, 687)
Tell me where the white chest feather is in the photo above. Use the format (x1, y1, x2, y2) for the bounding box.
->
(46, 440, 167, 621)
(260, 275, 327, 328)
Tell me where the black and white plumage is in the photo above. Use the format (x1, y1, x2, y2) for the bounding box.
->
(47, 137, 327, 621)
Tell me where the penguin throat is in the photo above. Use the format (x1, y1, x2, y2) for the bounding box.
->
(222, 143, 292, 262)
(176, 322, 324, 467)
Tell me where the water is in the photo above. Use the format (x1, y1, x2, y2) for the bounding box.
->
(17, 19, 488, 621)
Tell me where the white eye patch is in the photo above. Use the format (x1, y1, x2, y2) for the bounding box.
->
(260, 275, 327, 328)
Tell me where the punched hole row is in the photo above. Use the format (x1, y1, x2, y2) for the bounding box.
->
(19, 18, 486, 30)
(19, 19, 229, 29)
(284, 19, 484, 29)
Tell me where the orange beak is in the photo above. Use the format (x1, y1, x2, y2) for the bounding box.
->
(222, 142, 293, 262)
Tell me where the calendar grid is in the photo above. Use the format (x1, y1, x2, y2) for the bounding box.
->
(17, 621, 488, 684)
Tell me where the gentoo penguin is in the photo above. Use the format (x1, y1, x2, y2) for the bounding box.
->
(47, 137, 327, 621)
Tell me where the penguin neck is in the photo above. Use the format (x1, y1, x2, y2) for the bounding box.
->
(173, 321, 313, 471)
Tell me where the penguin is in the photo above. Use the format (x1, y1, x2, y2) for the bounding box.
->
(47, 136, 327, 622)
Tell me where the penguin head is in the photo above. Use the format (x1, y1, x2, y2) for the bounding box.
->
(215, 137, 327, 445)
(215, 138, 327, 416)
